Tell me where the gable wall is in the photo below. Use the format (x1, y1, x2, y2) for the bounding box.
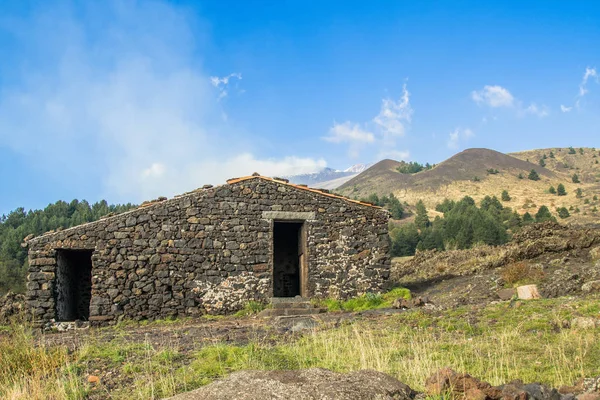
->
(27, 179, 390, 324)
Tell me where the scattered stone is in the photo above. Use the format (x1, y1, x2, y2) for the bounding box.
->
(425, 368, 501, 399)
(582, 280, 600, 293)
(87, 375, 100, 384)
(517, 284, 541, 300)
(166, 368, 417, 400)
(393, 296, 428, 309)
(571, 317, 599, 330)
(498, 288, 516, 301)
(590, 247, 600, 262)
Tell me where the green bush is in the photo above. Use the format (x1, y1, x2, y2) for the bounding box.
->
(528, 169, 540, 181)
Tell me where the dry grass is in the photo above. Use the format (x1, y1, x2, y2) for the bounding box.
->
(381, 147, 600, 224)
(501, 261, 545, 286)
(1, 297, 599, 399)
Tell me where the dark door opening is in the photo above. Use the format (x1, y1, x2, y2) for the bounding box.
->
(273, 221, 306, 297)
(55, 249, 93, 321)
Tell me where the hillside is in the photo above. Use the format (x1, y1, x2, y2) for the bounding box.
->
(337, 147, 600, 223)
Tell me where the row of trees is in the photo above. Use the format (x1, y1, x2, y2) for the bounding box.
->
(0, 200, 136, 293)
(389, 196, 556, 257)
(396, 161, 434, 174)
(360, 193, 404, 219)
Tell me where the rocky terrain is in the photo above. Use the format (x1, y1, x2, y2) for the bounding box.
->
(168, 367, 600, 400)
(393, 222, 600, 309)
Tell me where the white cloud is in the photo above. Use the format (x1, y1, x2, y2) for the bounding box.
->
(197, 154, 327, 179)
(323, 122, 375, 144)
(0, 2, 323, 203)
(562, 67, 598, 111)
(210, 72, 242, 100)
(579, 67, 598, 96)
(142, 163, 166, 179)
(325, 83, 412, 158)
(373, 83, 413, 138)
(472, 85, 549, 118)
(523, 103, 549, 118)
(471, 85, 515, 108)
(447, 128, 474, 150)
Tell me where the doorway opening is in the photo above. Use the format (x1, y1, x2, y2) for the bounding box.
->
(273, 221, 307, 297)
(55, 249, 93, 321)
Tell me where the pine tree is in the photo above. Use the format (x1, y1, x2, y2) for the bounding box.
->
(557, 184, 566, 196)
(549, 186, 556, 194)
(501, 190, 511, 202)
(539, 158, 546, 167)
(414, 200, 430, 230)
(572, 174, 580, 183)
(557, 207, 570, 219)
(535, 205, 555, 222)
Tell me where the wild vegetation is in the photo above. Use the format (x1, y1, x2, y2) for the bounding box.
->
(396, 161, 434, 174)
(0, 200, 136, 294)
(387, 195, 556, 257)
(1, 295, 599, 399)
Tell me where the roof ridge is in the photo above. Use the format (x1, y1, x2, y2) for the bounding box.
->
(226, 175, 383, 209)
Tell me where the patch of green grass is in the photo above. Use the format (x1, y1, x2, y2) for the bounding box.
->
(234, 301, 266, 317)
(316, 287, 412, 312)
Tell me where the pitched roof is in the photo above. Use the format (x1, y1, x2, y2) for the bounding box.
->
(226, 175, 382, 209)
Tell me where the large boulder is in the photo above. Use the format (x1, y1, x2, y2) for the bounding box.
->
(166, 368, 416, 400)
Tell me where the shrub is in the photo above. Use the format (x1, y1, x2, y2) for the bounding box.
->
(518, 173, 524, 180)
(528, 169, 540, 181)
(501, 262, 545, 286)
(557, 207, 570, 219)
(535, 205, 555, 222)
(501, 190, 511, 202)
(572, 174, 580, 183)
(568, 146, 576, 154)
(487, 169, 499, 175)
(549, 151, 555, 158)
(539, 158, 546, 167)
(576, 188, 583, 198)
(548, 186, 556, 194)
(557, 184, 566, 196)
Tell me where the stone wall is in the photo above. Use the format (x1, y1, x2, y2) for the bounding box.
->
(26, 177, 390, 324)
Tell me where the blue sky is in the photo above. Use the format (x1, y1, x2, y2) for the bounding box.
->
(0, 0, 599, 214)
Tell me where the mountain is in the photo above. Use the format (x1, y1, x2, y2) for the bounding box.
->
(285, 163, 372, 188)
(337, 147, 600, 224)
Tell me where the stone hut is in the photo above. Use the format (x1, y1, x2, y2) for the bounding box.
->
(26, 175, 390, 324)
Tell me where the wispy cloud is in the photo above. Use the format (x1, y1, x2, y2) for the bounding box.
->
(210, 72, 242, 100)
(522, 103, 549, 118)
(579, 67, 598, 96)
(0, 2, 324, 203)
(373, 83, 413, 140)
(562, 67, 598, 112)
(447, 128, 474, 149)
(324, 83, 411, 159)
(472, 85, 548, 118)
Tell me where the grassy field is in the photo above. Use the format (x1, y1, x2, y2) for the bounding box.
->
(1, 296, 600, 399)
